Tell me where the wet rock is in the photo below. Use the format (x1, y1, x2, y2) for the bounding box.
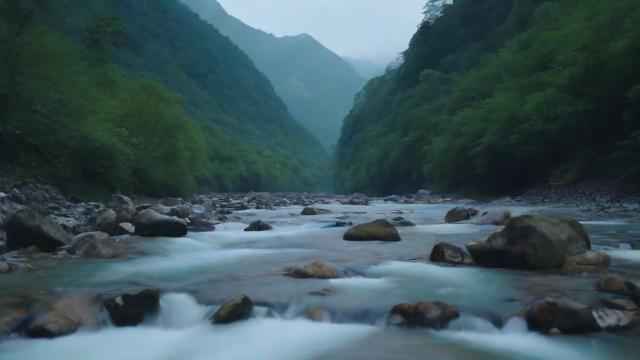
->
(592, 307, 635, 330)
(466, 215, 590, 269)
(285, 261, 339, 279)
(325, 221, 353, 228)
(444, 207, 478, 223)
(110, 194, 136, 223)
(601, 298, 639, 312)
(25, 294, 100, 338)
(341, 194, 369, 206)
(187, 215, 216, 232)
(525, 297, 599, 334)
(244, 220, 273, 232)
(309, 288, 337, 297)
(562, 251, 610, 274)
(69, 232, 125, 258)
(0, 261, 10, 273)
(472, 209, 511, 226)
(429, 242, 474, 265)
(414, 189, 433, 202)
(343, 219, 401, 242)
(391, 217, 415, 227)
(304, 308, 331, 322)
(133, 209, 187, 237)
(388, 301, 460, 329)
(5, 209, 70, 252)
(0, 311, 27, 338)
(301, 207, 332, 216)
(93, 209, 118, 234)
(212, 295, 253, 324)
(596, 274, 637, 296)
(104, 289, 160, 327)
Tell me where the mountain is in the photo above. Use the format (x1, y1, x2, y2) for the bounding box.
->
(0, 0, 328, 196)
(180, 0, 366, 150)
(336, 0, 640, 195)
(343, 57, 386, 80)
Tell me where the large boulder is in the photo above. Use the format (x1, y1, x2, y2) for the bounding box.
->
(466, 215, 590, 269)
(388, 301, 459, 329)
(69, 232, 125, 258)
(104, 289, 160, 327)
(562, 251, 610, 274)
(301, 207, 332, 216)
(151, 204, 191, 219)
(444, 207, 479, 223)
(525, 297, 599, 334)
(244, 220, 273, 232)
(93, 209, 130, 236)
(285, 261, 339, 279)
(133, 209, 187, 237)
(187, 215, 216, 232)
(343, 219, 401, 242)
(211, 295, 253, 324)
(110, 194, 136, 223)
(429, 242, 474, 265)
(5, 209, 70, 252)
(24, 295, 100, 338)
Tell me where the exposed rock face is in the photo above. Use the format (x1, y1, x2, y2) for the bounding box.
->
(596, 274, 637, 296)
(391, 217, 415, 227)
(472, 209, 511, 226)
(5, 209, 70, 252)
(211, 295, 253, 324)
(444, 207, 479, 223)
(69, 232, 125, 258)
(466, 215, 590, 269)
(301, 207, 332, 216)
(24, 295, 100, 338)
(110, 194, 136, 223)
(244, 220, 273, 232)
(429, 242, 474, 265)
(104, 289, 160, 327)
(343, 219, 401, 242)
(285, 261, 339, 279)
(525, 297, 599, 334)
(562, 251, 610, 274)
(133, 209, 188, 237)
(388, 301, 460, 329)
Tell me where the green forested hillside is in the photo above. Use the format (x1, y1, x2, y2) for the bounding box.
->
(336, 0, 640, 195)
(0, 0, 328, 197)
(180, 0, 366, 150)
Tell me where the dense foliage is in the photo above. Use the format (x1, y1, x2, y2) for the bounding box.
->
(336, 0, 640, 195)
(180, 0, 366, 150)
(0, 0, 328, 197)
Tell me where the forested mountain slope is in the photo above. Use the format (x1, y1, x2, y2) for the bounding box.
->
(180, 0, 366, 149)
(0, 0, 328, 197)
(336, 0, 640, 195)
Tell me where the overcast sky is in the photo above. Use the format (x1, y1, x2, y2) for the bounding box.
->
(217, 0, 427, 66)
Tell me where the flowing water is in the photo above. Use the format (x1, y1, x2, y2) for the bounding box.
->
(1, 201, 640, 359)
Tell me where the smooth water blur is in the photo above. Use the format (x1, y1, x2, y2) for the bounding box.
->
(1, 202, 640, 359)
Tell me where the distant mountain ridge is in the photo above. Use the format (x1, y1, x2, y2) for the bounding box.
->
(180, 0, 366, 149)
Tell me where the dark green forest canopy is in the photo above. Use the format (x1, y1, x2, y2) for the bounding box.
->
(336, 0, 640, 195)
(0, 0, 328, 197)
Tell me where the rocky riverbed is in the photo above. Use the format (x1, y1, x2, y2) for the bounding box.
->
(0, 180, 639, 359)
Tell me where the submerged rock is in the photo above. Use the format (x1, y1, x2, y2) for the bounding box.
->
(104, 289, 160, 327)
(301, 207, 332, 216)
(24, 294, 100, 338)
(187, 215, 216, 232)
(244, 220, 273, 232)
(429, 242, 474, 265)
(69, 232, 125, 258)
(388, 301, 459, 329)
(285, 261, 339, 279)
(444, 207, 479, 223)
(343, 219, 401, 242)
(212, 295, 253, 324)
(562, 251, 610, 274)
(391, 217, 415, 227)
(5, 209, 70, 252)
(133, 209, 187, 237)
(525, 297, 599, 334)
(308, 288, 337, 297)
(466, 214, 590, 269)
(304, 307, 331, 322)
(596, 274, 637, 296)
(472, 209, 511, 226)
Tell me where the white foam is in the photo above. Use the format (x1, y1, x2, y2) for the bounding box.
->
(152, 293, 210, 329)
(414, 224, 495, 234)
(606, 249, 640, 262)
(580, 221, 628, 226)
(328, 277, 391, 290)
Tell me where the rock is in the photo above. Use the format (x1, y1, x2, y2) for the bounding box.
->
(309, 288, 337, 297)
(592, 307, 635, 330)
(187, 215, 216, 232)
(5, 209, 70, 252)
(466, 215, 590, 269)
(212, 295, 253, 324)
(601, 298, 639, 312)
(596, 274, 636, 296)
(133, 209, 188, 237)
(325, 221, 353, 228)
(525, 297, 599, 334)
(170, 205, 191, 219)
(391, 217, 415, 227)
(472, 210, 511, 226)
(562, 251, 610, 274)
(285, 261, 339, 279)
(343, 219, 401, 242)
(104, 289, 160, 327)
(414, 189, 433, 202)
(304, 308, 331, 322)
(429, 242, 474, 265)
(341, 194, 369, 206)
(0, 261, 11, 273)
(444, 207, 479, 223)
(110, 194, 136, 223)
(93, 209, 131, 236)
(25, 295, 100, 338)
(0, 311, 27, 338)
(244, 220, 273, 232)
(69, 232, 125, 258)
(388, 301, 460, 329)
(301, 207, 332, 216)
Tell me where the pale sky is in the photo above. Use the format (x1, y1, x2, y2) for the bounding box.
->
(216, 0, 428, 66)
